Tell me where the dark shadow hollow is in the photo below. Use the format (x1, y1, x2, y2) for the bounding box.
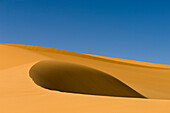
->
(29, 60, 146, 98)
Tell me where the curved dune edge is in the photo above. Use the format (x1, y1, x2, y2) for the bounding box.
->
(1, 43, 170, 69)
(29, 60, 145, 98)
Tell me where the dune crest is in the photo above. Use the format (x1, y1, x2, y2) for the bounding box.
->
(1, 43, 170, 69)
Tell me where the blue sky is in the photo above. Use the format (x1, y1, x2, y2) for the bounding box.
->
(0, 0, 170, 64)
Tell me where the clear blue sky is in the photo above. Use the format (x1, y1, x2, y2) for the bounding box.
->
(0, 0, 170, 64)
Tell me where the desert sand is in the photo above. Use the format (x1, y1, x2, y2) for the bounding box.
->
(1, 43, 170, 113)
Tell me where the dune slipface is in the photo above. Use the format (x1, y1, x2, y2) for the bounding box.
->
(29, 60, 145, 98)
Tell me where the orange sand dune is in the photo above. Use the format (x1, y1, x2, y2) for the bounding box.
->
(1, 43, 170, 113)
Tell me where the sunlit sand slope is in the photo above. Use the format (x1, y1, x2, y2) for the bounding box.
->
(0, 45, 47, 70)
(1, 43, 170, 113)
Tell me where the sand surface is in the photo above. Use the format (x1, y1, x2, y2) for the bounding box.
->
(1, 43, 170, 113)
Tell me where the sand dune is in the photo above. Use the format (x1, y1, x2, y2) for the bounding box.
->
(1, 43, 170, 113)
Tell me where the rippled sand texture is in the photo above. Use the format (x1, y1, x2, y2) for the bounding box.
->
(1, 43, 170, 113)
